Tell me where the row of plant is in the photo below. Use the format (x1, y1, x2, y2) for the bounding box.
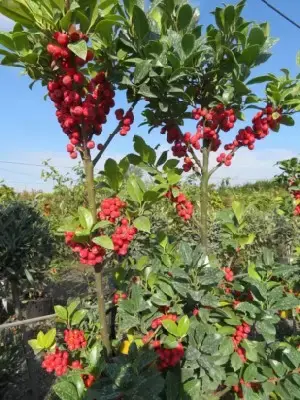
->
(0, 0, 300, 399)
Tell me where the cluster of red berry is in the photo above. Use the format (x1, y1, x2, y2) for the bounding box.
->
(151, 314, 177, 329)
(222, 267, 234, 282)
(112, 218, 137, 256)
(233, 379, 261, 399)
(225, 105, 282, 153)
(98, 197, 126, 223)
(47, 31, 115, 158)
(65, 232, 106, 266)
(161, 125, 181, 144)
(42, 348, 69, 376)
(216, 153, 233, 167)
(232, 322, 251, 362)
(154, 342, 185, 370)
(115, 108, 135, 136)
(165, 190, 194, 221)
(192, 105, 237, 133)
(64, 329, 87, 351)
(112, 292, 128, 305)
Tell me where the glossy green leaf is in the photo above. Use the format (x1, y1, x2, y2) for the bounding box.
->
(133, 216, 151, 233)
(68, 40, 87, 60)
(43, 328, 56, 349)
(181, 33, 195, 56)
(54, 305, 68, 321)
(177, 315, 190, 337)
(78, 207, 93, 231)
(248, 27, 266, 46)
(177, 4, 193, 31)
(92, 235, 114, 250)
(132, 5, 149, 40)
(53, 381, 79, 400)
(127, 175, 144, 204)
(162, 320, 179, 337)
(71, 309, 87, 325)
(134, 60, 151, 84)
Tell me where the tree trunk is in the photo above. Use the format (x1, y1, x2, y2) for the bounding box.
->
(83, 152, 112, 357)
(200, 141, 210, 252)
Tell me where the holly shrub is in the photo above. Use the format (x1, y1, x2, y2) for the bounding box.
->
(0, 201, 53, 287)
(1, 0, 300, 399)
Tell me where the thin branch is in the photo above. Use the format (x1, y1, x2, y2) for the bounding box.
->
(208, 147, 240, 179)
(93, 100, 139, 167)
(260, 0, 300, 30)
(189, 146, 203, 174)
(93, 124, 121, 167)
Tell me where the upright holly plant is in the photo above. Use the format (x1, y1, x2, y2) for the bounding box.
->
(1, 0, 300, 381)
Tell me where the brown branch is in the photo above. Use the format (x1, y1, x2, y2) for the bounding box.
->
(208, 147, 240, 179)
(189, 146, 203, 174)
(93, 100, 139, 167)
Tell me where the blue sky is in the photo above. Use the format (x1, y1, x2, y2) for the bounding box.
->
(0, 0, 299, 190)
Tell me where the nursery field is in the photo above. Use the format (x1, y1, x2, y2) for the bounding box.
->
(0, 0, 300, 399)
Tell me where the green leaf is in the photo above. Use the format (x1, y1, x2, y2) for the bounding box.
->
(280, 115, 295, 126)
(239, 45, 260, 66)
(92, 220, 113, 231)
(181, 33, 195, 56)
(127, 175, 144, 204)
(12, 32, 29, 53)
(92, 235, 114, 250)
(134, 60, 151, 84)
(166, 369, 181, 400)
(76, 11, 90, 33)
(53, 381, 79, 400)
(177, 315, 190, 337)
(133, 216, 151, 233)
(232, 201, 244, 224)
(244, 363, 258, 382)
(104, 158, 123, 191)
(156, 150, 168, 167)
(78, 207, 93, 231)
(54, 305, 68, 321)
(162, 320, 178, 336)
(247, 75, 276, 85)
(132, 5, 149, 40)
(223, 5, 235, 33)
(67, 299, 80, 317)
(89, 342, 102, 366)
(0, 33, 14, 51)
(234, 80, 251, 95)
(231, 351, 243, 371)
(256, 321, 276, 343)
(28, 339, 44, 354)
(219, 336, 234, 357)
(248, 263, 261, 281)
(248, 27, 266, 46)
(133, 136, 156, 164)
(158, 281, 174, 298)
(60, 10, 72, 31)
(183, 379, 200, 398)
(164, 335, 178, 349)
(177, 4, 193, 31)
(68, 40, 87, 60)
(241, 340, 258, 362)
(43, 328, 56, 349)
(269, 359, 286, 377)
(71, 309, 87, 326)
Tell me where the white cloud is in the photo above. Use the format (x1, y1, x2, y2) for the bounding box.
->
(210, 147, 298, 185)
(0, 15, 14, 31)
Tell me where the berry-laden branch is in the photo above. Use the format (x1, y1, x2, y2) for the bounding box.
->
(93, 100, 138, 167)
(208, 147, 239, 178)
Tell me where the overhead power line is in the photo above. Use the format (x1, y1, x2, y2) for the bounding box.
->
(0, 160, 73, 169)
(260, 0, 300, 30)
